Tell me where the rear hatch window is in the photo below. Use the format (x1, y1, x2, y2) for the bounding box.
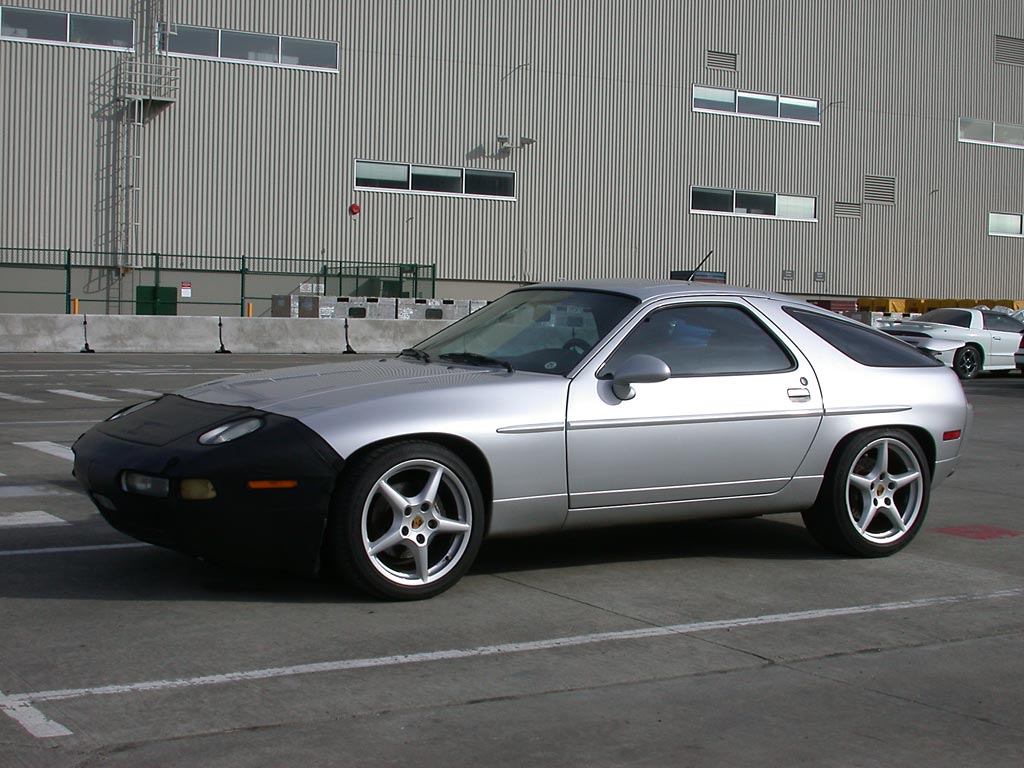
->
(784, 307, 942, 368)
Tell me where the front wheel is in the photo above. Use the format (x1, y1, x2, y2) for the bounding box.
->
(953, 346, 981, 379)
(802, 429, 930, 557)
(326, 441, 485, 600)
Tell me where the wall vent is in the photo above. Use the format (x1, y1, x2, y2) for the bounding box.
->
(995, 35, 1024, 67)
(863, 176, 896, 205)
(834, 201, 863, 218)
(706, 50, 738, 71)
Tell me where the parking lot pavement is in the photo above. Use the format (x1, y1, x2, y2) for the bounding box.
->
(0, 355, 1021, 767)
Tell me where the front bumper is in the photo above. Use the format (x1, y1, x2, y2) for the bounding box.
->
(73, 395, 345, 575)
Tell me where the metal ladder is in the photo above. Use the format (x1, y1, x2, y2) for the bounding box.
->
(111, 0, 179, 264)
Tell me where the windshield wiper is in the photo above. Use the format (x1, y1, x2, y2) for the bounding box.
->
(438, 352, 514, 373)
(398, 348, 431, 363)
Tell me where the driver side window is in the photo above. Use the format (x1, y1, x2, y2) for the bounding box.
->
(603, 304, 795, 376)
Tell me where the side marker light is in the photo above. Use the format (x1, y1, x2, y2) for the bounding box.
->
(247, 480, 299, 490)
(942, 430, 962, 441)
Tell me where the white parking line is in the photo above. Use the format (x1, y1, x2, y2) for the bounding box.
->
(0, 392, 44, 404)
(14, 442, 74, 462)
(0, 420, 96, 426)
(0, 543, 149, 557)
(1, 586, 1020, 739)
(116, 388, 162, 397)
(46, 389, 119, 403)
(0, 511, 69, 528)
(0, 485, 72, 498)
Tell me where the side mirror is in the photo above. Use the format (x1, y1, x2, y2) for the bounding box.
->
(611, 354, 671, 400)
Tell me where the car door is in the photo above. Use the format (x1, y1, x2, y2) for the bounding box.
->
(565, 299, 823, 515)
(981, 311, 1024, 367)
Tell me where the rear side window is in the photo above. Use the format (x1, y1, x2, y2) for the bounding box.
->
(982, 312, 1024, 332)
(784, 307, 942, 368)
(917, 309, 972, 328)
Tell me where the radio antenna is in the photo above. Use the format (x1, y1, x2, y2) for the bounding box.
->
(688, 249, 714, 283)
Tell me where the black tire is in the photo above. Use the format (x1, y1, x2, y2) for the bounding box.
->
(802, 429, 931, 557)
(326, 441, 485, 600)
(953, 345, 981, 379)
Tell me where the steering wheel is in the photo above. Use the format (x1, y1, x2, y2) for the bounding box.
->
(562, 338, 592, 355)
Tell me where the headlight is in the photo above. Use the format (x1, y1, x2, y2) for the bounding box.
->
(107, 399, 158, 421)
(122, 471, 170, 497)
(199, 417, 263, 445)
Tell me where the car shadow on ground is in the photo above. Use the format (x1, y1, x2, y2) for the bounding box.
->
(473, 514, 830, 575)
(0, 515, 831, 604)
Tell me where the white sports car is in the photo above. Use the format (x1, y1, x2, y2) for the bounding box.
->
(882, 308, 1024, 379)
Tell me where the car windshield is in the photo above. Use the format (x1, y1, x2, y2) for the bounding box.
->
(416, 288, 639, 374)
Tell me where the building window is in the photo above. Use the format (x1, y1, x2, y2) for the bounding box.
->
(0, 6, 133, 50)
(160, 23, 338, 71)
(165, 24, 218, 56)
(356, 161, 515, 200)
(691, 187, 816, 221)
(959, 117, 1024, 149)
(988, 212, 1023, 237)
(281, 36, 337, 69)
(465, 169, 516, 197)
(220, 30, 278, 63)
(692, 85, 819, 124)
(411, 165, 462, 193)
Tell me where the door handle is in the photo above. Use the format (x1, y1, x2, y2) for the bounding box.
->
(787, 387, 811, 402)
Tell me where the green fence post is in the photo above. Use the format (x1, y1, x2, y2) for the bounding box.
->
(239, 253, 247, 317)
(152, 252, 160, 315)
(64, 248, 72, 314)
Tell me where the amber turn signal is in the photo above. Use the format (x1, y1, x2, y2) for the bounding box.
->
(247, 480, 299, 490)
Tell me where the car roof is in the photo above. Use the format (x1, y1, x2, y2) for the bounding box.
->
(515, 279, 796, 304)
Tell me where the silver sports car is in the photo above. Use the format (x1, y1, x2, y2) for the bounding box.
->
(73, 281, 971, 600)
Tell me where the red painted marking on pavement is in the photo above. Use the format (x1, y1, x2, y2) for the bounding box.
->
(933, 525, 1020, 540)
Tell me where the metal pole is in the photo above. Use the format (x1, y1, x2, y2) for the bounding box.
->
(64, 248, 72, 314)
(239, 253, 247, 317)
(152, 252, 160, 315)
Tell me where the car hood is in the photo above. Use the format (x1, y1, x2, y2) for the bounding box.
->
(179, 358, 527, 418)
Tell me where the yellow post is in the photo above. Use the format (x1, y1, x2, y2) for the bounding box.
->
(247, 302, 253, 318)
(72, 298, 79, 314)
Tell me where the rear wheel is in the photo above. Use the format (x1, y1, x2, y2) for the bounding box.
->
(953, 345, 981, 379)
(802, 429, 930, 557)
(327, 441, 485, 600)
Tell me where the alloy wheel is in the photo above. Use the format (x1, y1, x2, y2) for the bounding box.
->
(360, 458, 474, 587)
(844, 437, 924, 545)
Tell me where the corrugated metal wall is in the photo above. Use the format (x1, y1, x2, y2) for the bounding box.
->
(2, 0, 1024, 300)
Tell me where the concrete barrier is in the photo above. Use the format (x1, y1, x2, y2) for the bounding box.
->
(0, 313, 455, 354)
(86, 315, 220, 353)
(345, 319, 452, 354)
(0, 314, 83, 352)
